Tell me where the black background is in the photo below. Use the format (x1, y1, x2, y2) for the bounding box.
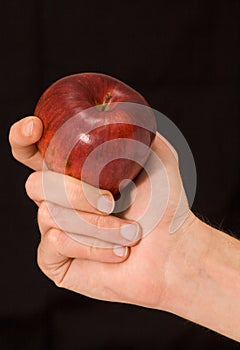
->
(1, 0, 240, 349)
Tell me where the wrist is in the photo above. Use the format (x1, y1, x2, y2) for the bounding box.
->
(160, 213, 240, 341)
(160, 213, 210, 316)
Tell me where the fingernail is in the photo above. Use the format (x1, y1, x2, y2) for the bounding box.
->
(121, 223, 140, 242)
(97, 195, 114, 214)
(23, 119, 33, 137)
(113, 245, 128, 257)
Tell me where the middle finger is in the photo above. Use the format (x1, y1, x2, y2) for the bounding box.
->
(38, 201, 142, 247)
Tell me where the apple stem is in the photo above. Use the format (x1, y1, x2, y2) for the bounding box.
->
(101, 92, 112, 111)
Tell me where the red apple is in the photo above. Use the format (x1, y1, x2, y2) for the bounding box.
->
(34, 72, 156, 195)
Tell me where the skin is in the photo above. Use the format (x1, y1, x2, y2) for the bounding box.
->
(9, 116, 240, 342)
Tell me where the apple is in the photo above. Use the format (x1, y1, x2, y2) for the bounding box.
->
(34, 72, 156, 195)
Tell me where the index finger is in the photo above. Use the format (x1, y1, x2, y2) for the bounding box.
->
(9, 116, 44, 170)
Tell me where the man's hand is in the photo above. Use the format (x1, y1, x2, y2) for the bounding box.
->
(9, 116, 240, 342)
(9, 115, 196, 309)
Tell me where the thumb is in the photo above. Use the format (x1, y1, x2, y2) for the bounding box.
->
(9, 116, 44, 170)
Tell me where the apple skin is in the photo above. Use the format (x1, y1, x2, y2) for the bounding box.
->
(34, 72, 156, 195)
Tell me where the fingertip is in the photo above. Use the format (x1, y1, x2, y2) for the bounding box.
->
(97, 193, 115, 214)
(9, 116, 43, 147)
(80, 181, 115, 215)
(22, 116, 43, 139)
(113, 245, 129, 260)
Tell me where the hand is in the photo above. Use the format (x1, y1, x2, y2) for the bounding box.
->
(9, 116, 142, 261)
(9, 115, 197, 310)
(10, 116, 240, 342)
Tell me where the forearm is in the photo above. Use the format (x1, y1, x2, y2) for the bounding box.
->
(163, 216, 240, 342)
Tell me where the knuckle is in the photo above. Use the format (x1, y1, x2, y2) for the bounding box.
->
(38, 200, 48, 216)
(87, 238, 99, 256)
(37, 243, 64, 286)
(63, 174, 81, 195)
(25, 172, 37, 197)
(38, 201, 51, 223)
(8, 124, 16, 147)
(11, 148, 20, 162)
(67, 183, 81, 206)
(8, 125, 13, 143)
(36, 243, 49, 277)
(37, 230, 70, 287)
(92, 214, 108, 230)
(44, 228, 61, 247)
(94, 214, 103, 229)
(87, 215, 122, 242)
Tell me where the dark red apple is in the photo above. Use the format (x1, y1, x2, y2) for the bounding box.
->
(34, 72, 156, 195)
